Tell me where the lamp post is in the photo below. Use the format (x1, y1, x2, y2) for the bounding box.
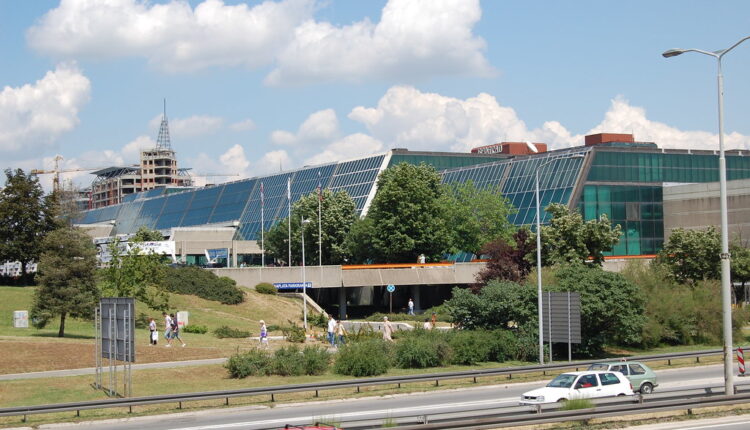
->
(535, 153, 584, 364)
(301, 217, 311, 330)
(663, 36, 750, 396)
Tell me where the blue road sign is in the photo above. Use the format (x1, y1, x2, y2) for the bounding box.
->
(274, 282, 313, 290)
(386, 284, 395, 293)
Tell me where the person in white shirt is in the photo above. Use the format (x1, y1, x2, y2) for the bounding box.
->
(408, 298, 415, 315)
(149, 317, 158, 345)
(163, 312, 173, 347)
(327, 315, 336, 346)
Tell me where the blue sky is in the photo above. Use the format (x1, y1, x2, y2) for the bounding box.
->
(2, 0, 750, 190)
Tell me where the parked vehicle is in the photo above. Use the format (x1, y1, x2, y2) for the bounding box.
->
(519, 371, 634, 405)
(588, 360, 658, 394)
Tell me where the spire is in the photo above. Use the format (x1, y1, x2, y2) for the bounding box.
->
(156, 98, 172, 150)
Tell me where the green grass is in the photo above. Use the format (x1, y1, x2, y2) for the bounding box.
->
(0, 286, 95, 338)
(559, 398, 594, 410)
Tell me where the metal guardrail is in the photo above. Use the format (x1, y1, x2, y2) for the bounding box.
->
(0, 348, 729, 420)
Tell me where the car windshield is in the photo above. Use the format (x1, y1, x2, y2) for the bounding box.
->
(547, 374, 577, 388)
(588, 363, 608, 370)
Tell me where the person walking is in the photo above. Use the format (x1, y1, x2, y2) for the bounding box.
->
(149, 317, 158, 345)
(170, 313, 186, 347)
(431, 312, 437, 329)
(382, 316, 394, 342)
(259, 320, 269, 349)
(423, 318, 432, 330)
(407, 298, 415, 315)
(334, 320, 347, 347)
(163, 312, 173, 347)
(327, 315, 336, 347)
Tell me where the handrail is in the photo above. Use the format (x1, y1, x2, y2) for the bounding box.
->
(0, 347, 729, 419)
(341, 262, 455, 270)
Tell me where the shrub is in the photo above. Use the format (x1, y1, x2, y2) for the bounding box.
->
(183, 324, 208, 334)
(559, 398, 594, 410)
(282, 320, 306, 343)
(225, 349, 272, 378)
(484, 329, 518, 362)
(214, 325, 251, 338)
(255, 282, 277, 295)
(347, 322, 384, 342)
(302, 345, 331, 375)
(394, 334, 451, 368)
(307, 312, 328, 328)
(162, 266, 245, 304)
(334, 339, 392, 377)
(448, 330, 491, 365)
(273, 346, 305, 376)
(135, 312, 151, 329)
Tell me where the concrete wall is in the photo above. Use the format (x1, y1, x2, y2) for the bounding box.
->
(664, 179, 750, 241)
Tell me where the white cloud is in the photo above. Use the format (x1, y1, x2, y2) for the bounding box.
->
(219, 144, 251, 177)
(271, 108, 339, 146)
(266, 0, 493, 85)
(230, 118, 256, 131)
(149, 114, 224, 138)
(304, 133, 384, 166)
(28, 0, 314, 73)
(255, 150, 292, 175)
(0, 63, 90, 157)
(121, 135, 155, 162)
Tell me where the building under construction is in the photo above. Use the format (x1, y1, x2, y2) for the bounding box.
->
(90, 106, 193, 208)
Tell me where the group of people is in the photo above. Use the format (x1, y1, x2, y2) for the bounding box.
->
(147, 312, 186, 347)
(326, 315, 347, 347)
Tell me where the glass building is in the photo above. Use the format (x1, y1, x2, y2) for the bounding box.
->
(77, 138, 750, 258)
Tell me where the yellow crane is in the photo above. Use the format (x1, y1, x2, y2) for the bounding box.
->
(30, 155, 107, 192)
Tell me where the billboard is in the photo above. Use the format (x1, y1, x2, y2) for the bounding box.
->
(100, 297, 136, 363)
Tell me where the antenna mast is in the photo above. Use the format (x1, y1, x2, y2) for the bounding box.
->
(156, 98, 172, 150)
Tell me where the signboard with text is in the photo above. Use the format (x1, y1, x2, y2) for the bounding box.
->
(274, 282, 313, 290)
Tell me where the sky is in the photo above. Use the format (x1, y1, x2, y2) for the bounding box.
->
(3, 0, 750, 191)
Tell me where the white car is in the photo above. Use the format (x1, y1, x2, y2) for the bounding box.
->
(519, 371, 634, 405)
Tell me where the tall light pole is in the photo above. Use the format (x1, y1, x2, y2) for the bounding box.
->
(662, 36, 750, 396)
(535, 153, 584, 364)
(301, 216, 311, 330)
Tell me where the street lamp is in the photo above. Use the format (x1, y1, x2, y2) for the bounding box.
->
(663, 35, 750, 396)
(535, 152, 585, 364)
(301, 217, 311, 330)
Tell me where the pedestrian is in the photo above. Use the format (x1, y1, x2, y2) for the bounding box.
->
(407, 298, 414, 315)
(163, 312, 173, 347)
(431, 312, 437, 329)
(334, 320, 347, 346)
(170, 313, 186, 347)
(259, 320, 269, 349)
(423, 318, 432, 330)
(382, 316, 394, 342)
(327, 315, 336, 346)
(149, 317, 158, 345)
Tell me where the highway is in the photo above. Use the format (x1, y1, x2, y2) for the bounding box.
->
(26, 364, 748, 430)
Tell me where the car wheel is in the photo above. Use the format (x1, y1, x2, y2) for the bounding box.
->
(640, 382, 653, 394)
(557, 398, 568, 403)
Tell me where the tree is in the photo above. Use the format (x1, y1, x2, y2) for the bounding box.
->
(551, 263, 644, 356)
(265, 189, 357, 265)
(132, 226, 164, 242)
(537, 203, 621, 266)
(731, 242, 750, 303)
(364, 163, 451, 262)
(445, 281, 537, 330)
(99, 239, 169, 311)
(441, 180, 516, 256)
(656, 227, 720, 285)
(0, 169, 57, 281)
(30, 227, 99, 337)
(475, 228, 534, 286)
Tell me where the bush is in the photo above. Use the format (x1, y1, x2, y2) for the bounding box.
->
(183, 324, 208, 334)
(559, 398, 594, 410)
(255, 282, 277, 295)
(347, 322, 384, 342)
(307, 312, 328, 328)
(394, 333, 451, 368)
(163, 266, 245, 304)
(135, 312, 150, 329)
(225, 349, 272, 378)
(273, 346, 305, 376)
(214, 325, 251, 338)
(448, 331, 491, 365)
(282, 320, 306, 343)
(334, 339, 392, 377)
(302, 345, 331, 375)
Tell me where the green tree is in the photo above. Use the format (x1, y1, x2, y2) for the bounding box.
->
(344, 217, 376, 264)
(656, 227, 720, 284)
(445, 281, 537, 330)
(364, 163, 451, 262)
(551, 263, 644, 356)
(99, 239, 169, 311)
(537, 203, 621, 266)
(441, 180, 516, 256)
(730, 242, 750, 303)
(30, 227, 100, 337)
(0, 169, 57, 281)
(131, 226, 165, 242)
(265, 189, 357, 265)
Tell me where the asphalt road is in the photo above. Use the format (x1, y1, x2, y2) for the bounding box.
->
(14, 363, 748, 430)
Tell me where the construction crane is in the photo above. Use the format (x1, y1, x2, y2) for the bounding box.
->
(30, 155, 107, 192)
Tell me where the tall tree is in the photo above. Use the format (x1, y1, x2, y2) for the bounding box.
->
(656, 227, 720, 285)
(364, 163, 451, 262)
(265, 189, 357, 265)
(731, 242, 750, 303)
(99, 238, 169, 311)
(536, 203, 621, 266)
(30, 227, 99, 337)
(441, 180, 516, 256)
(0, 169, 57, 281)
